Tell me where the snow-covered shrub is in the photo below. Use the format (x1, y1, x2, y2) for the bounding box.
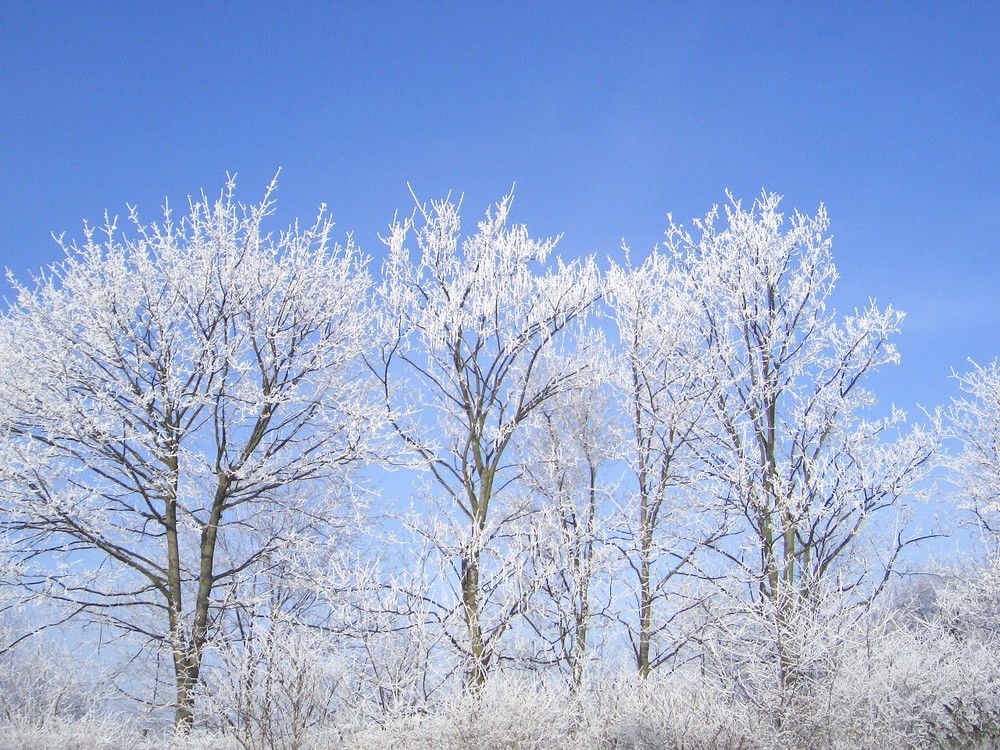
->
(0, 713, 143, 750)
(200, 618, 346, 750)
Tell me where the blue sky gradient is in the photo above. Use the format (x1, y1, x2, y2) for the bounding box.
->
(2, 2, 998, 413)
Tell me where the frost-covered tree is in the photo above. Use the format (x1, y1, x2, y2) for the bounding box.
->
(605, 247, 729, 677)
(947, 359, 1000, 538)
(663, 192, 939, 694)
(372, 191, 599, 688)
(518, 373, 618, 688)
(0, 178, 375, 729)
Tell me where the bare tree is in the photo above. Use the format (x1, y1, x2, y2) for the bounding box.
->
(0, 178, 375, 729)
(372, 191, 599, 688)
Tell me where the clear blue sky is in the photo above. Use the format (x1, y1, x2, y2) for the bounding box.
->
(2, 2, 998, 413)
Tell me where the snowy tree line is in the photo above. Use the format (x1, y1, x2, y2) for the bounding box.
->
(0, 178, 997, 749)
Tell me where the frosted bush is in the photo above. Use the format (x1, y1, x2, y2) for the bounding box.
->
(0, 713, 142, 750)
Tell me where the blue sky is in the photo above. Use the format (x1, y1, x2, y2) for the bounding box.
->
(2, 2, 998, 414)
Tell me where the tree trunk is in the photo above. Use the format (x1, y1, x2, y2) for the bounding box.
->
(637, 518, 653, 678)
(461, 546, 487, 690)
(173, 652, 198, 730)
